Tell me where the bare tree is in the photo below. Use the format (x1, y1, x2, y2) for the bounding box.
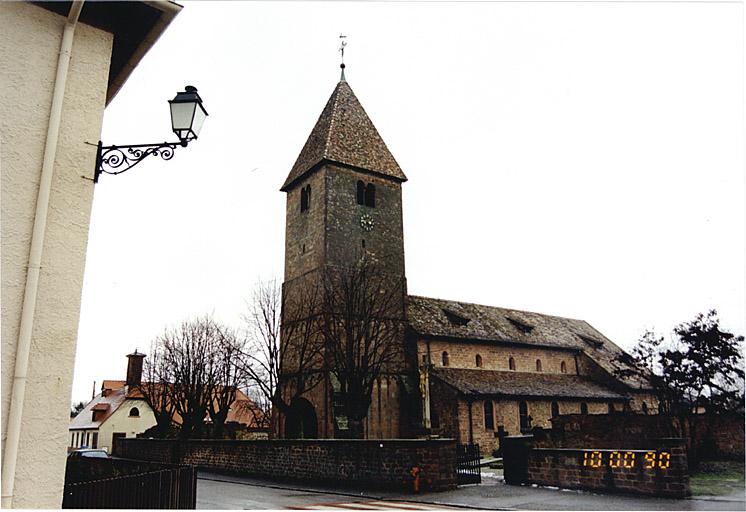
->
(242, 279, 325, 436)
(140, 316, 249, 439)
(320, 258, 406, 439)
(139, 345, 176, 438)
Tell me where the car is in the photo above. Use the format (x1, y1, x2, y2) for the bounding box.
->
(68, 448, 109, 459)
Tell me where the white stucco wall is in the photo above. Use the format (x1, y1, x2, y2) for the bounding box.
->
(1, 3, 112, 507)
(97, 400, 157, 453)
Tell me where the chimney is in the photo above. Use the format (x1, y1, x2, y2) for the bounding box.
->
(126, 350, 146, 387)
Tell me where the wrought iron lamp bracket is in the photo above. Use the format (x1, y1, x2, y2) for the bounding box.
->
(93, 139, 188, 183)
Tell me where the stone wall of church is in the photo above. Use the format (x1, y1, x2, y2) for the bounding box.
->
(418, 339, 578, 375)
(456, 398, 613, 455)
(284, 168, 328, 282)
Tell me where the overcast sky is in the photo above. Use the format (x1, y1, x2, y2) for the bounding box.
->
(71, 1, 744, 404)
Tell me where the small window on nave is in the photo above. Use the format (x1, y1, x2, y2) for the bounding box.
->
(560, 361, 567, 373)
(484, 400, 494, 430)
(641, 402, 648, 414)
(508, 356, 515, 371)
(535, 359, 542, 372)
(475, 354, 482, 368)
(580, 402, 588, 415)
(551, 401, 560, 418)
(442, 351, 449, 367)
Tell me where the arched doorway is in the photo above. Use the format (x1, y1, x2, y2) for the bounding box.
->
(285, 398, 318, 439)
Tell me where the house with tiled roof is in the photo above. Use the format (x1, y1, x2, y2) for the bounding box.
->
(276, 68, 656, 452)
(69, 351, 266, 452)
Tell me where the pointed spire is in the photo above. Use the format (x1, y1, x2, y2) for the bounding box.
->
(281, 81, 407, 191)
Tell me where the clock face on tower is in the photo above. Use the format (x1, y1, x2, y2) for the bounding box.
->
(360, 213, 374, 232)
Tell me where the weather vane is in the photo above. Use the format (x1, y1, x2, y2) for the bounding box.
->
(339, 34, 347, 80)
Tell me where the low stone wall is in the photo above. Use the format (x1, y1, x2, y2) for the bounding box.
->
(115, 438, 458, 492)
(504, 436, 690, 498)
(544, 413, 744, 461)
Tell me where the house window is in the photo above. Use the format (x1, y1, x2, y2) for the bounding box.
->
(484, 401, 494, 430)
(91, 432, 98, 449)
(551, 401, 560, 418)
(519, 401, 530, 432)
(508, 357, 515, 371)
(300, 185, 311, 212)
(580, 402, 588, 415)
(535, 359, 542, 372)
(641, 402, 648, 414)
(129, 407, 140, 417)
(560, 361, 567, 374)
(442, 351, 449, 367)
(475, 354, 482, 368)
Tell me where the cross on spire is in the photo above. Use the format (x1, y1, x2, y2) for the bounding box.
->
(339, 34, 347, 81)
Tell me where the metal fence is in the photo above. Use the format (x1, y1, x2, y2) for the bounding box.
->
(456, 443, 481, 485)
(62, 464, 197, 509)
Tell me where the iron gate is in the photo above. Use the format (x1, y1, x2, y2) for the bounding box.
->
(456, 443, 481, 484)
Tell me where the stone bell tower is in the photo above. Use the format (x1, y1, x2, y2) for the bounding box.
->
(279, 69, 414, 439)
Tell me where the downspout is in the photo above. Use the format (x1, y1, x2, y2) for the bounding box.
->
(1, 2, 85, 507)
(467, 399, 474, 443)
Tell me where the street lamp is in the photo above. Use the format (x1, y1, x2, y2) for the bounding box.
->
(93, 85, 208, 183)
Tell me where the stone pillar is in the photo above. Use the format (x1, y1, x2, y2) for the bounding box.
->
(502, 435, 534, 485)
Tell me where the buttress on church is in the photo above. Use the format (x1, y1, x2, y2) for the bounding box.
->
(277, 71, 656, 455)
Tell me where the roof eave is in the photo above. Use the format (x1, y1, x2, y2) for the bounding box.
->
(280, 158, 408, 192)
(411, 332, 582, 353)
(106, 1, 183, 105)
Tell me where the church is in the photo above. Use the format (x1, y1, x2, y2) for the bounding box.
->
(277, 68, 656, 454)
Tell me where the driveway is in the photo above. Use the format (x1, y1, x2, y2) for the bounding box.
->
(197, 471, 745, 510)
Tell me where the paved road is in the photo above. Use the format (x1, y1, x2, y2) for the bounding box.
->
(196, 471, 746, 510)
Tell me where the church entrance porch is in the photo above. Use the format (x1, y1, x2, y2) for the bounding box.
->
(285, 398, 318, 439)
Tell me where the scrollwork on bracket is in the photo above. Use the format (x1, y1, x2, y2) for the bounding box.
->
(94, 141, 182, 183)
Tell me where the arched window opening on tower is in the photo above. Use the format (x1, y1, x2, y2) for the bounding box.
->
(365, 183, 375, 207)
(442, 351, 449, 367)
(536, 359, 542, 372)
(475, 354, 482, 368)
(357, 180, 365, 205)
(484, 400, 494, 430)
(129, 407, 140, 417)
(508, 356, 515, 371)
(560, 360, 567, 374)
(300, 184, 311, 212)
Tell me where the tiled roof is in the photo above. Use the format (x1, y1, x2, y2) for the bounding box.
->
(281, 80, 407, 191)
(69, 387, 131, 430)
(71, 383, 267, 430)
(407, 295, 651, 390)
(433, 367, 627, 400)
